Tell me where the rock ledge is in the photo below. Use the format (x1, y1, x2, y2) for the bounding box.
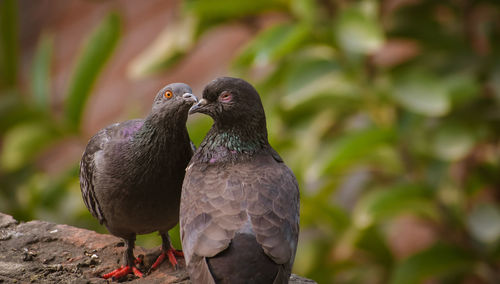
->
(0, 213, 315, 283)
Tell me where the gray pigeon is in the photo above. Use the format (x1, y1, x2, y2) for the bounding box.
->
(180, 77, 300, 284)
(79, 83, 197, 280)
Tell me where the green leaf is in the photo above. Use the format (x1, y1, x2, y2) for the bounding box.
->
(283, 58, 359, 109)
(357, 225, 394, 268)
(290, 0, 319, 24)
(489, 64, 500, 103)
(134, 224, 182, 249)
(445, 72, 479, 107)
(293, 238, 320, 276)
(185, 0, 285, 26)
(392, 70, 451, 117)
(321, 128, 395, 174)
(0, 0, 18, 87)
(0, 122, 59, 172)
(286, 59, 339, 93)
(353, 184, 435, 228)
(64, 13, 121, 131)
(431, 124, 475, 162)
(0, 91, 25, 132)
(302, 195, 350, 231)
(467, 203, 500, 245)
(390, 243, 474, 284)
(169, 223, 182, 250)
(39, 165, 79, 209)
(30, 34, 53, 110)
(334, 3, 384, 55)
(234, 23, 310, 69)
(0, 90, 46, 134)
(187, 114, 214, 147)
(128, 15, 196, 78)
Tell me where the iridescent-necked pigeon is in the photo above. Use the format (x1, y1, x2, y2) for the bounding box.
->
(180, 77, 300, 284)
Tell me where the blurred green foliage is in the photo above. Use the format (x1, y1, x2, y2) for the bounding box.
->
(0, 2, 121, 231)
(1, 0, 500, 283)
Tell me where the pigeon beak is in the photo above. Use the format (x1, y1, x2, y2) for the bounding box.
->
(183, 93, 198, 104)
(189, 98, 208, 115)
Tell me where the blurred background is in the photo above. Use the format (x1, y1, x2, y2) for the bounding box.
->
(1, 0, 500, 283)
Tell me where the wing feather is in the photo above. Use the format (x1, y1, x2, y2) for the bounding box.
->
(251, 162, 299, 266)
(180, 152, 299, 283)
(79, 130, 108, 224)
(79, 119, 144, 225)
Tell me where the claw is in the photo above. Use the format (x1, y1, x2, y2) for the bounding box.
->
(150, 251, 166, 271)
(102, 265, 143, 280)
(172, 249, 184, 257)
(135, 255, 144, 265)
(102, 266, 123, 279)
(166, 248, 178, 270)
(132, 266, 143, 277)
(149, 247, 183, 273)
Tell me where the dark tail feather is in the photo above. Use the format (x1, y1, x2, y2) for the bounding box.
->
(206, 233, 280, 284)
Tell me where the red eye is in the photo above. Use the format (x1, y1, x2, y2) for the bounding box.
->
(219, 91, 232, 102)
(164, 90, 173, 99)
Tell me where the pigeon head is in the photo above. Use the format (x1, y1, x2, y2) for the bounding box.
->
(151, 83, 198, 115)
(190, 77, 270, 159)
(189, 77, 266, 132)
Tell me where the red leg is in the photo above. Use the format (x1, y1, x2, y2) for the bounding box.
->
(172, 249, 184, 257)
(166, 248, 178, 268)
(102, 237, 143, 280)
(149, 233, 183, 272)
(102, 265, 124, 279)
(150, 251, 166, 270)
(135, 255, 144, 265)
(102, 266, 129, 279)
(102, 265, 143, 279)
(132, 266, 144, 277)
(150, 246, 182, 270)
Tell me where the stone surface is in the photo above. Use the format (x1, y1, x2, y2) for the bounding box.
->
(0, 213, 315, 283)
(0, 214, 17, 228)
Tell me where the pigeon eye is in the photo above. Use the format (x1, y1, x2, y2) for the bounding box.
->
(164, 90, 173, 99)
(219, 91, 232, 103)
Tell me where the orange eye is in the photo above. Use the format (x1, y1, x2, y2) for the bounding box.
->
(164, 90, 173, 99)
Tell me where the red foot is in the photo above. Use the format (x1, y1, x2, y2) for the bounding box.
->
(102, 265, 143, 280)
(134, 255, 144, 265)
(172, 249, 184, 257)
(150, 248, 184, 271)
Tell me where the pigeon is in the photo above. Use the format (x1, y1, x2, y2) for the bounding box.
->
(79, 83, 197, 280)
(180, 77, 300, 284)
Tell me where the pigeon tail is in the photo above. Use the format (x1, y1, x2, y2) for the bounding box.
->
(206, 233, 279, 284)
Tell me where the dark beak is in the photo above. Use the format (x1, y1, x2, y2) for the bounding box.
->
(189, 98, 208, 115)
(183, 93, 198, 104)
